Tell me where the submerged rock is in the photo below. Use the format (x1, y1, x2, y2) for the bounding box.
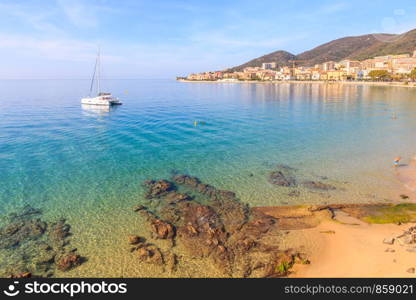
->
(133, 205, 146, 212)
(151, 219, 175, 240)
(144, 180, 173, 198)
(172, 174, 200, 187)
(132, 174, 304, 277)
(136, 244, 164, 266)
(55, 253, 83, 271)
(269, 171, 296, 187)
(164, 191, 191, 204)
(288, 190, 300, 197)
(9, 272, 32, 278)
(0, 206, 85, 277)
(0, 218, 47, 250)
(303, 181, 336, 191)
(48, 219, 71, 248)
(128, 235, 144, 245)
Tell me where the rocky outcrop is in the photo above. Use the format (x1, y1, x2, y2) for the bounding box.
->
(151, 219, 175, 240)
(131, 174, 304, 277)
(0, 206, 85, 278)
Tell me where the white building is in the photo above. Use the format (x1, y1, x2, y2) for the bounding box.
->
(262, 62, 277, 70)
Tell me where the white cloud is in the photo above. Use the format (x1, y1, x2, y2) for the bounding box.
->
(57, 0, 121, 29)
(0, 33, 124, 64)
(0, 2, 63, 34)
(319, 2, 348, 14)
(58, 0, 99, 28)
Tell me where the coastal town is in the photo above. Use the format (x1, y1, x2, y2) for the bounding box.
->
(182, 49, 416, 82)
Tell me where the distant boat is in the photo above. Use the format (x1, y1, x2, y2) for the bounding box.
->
(81, 49, 122, 106)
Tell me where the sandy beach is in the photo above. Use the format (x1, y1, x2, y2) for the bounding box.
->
(254, 158, 416, 279)
(251, 202, 416, 278)
(289, 213, 416, 278)
(254, 154, 416, 278)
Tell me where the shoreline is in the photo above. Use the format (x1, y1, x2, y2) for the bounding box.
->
(254, 203, 416, 277)
(2, 178, 416, 278)
(177, 79, 416, 88)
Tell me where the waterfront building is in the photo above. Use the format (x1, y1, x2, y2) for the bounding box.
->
(185, 48, 416, 82)
(262, 62, 277, 70)
(322, 61, 336, 71)
(326, 70, 347, 81)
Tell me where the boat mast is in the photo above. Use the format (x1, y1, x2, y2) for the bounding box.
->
(89, 54, 98, 97)
(97, 47, 101, 95)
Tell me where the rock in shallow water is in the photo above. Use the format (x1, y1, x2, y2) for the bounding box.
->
(151, 219, 175, 240)
(303, 181, 336, 191)
(128, 235, 144, 245)
(144, 180, 173, 198)
(132, 174, 304, 277)
(269, 171, 297, 187)
(136, 244, 164, 266)
(55, 253, 83, 271)
(0, 206, 86, 277)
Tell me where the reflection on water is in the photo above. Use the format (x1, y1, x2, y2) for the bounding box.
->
(81, 104, 119, 116)
(0, 80, 416, 276)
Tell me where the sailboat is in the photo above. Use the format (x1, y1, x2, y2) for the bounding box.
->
(81, 49, 122, 106)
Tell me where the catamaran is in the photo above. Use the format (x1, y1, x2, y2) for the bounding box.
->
(81, 50, 122, 106)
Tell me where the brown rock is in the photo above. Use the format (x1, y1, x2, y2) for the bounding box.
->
(49, 219, 71, 241)
(151, 219, 175, 239)
(9, 272, 32, 278)
(164, 191, 191, 204)
(56, 254, 83, 271)
(136, 245, 164, 265)
(186, 224, 198, 236)
(144, 180, 173, 198)
(172, 174, 200, 187)
(269, 171, 296, 187)
(128, 235, 143, 245)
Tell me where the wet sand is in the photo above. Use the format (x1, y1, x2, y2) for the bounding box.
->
(288, 213, 416, 278)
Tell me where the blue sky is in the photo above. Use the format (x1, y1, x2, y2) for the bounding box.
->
(1, 0, 416, 79)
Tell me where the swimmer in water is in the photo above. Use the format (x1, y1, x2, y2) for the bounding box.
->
(394, 157, 402, 167)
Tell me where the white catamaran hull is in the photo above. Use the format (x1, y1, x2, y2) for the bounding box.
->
(81, 96, 121, 106)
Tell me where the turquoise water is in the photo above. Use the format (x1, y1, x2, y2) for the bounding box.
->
(1, 80, 416, 276)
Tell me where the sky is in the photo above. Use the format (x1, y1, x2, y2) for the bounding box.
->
(1, 0, 416, 79)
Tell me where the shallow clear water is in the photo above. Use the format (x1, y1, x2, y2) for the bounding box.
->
(1, 80, 416, 276)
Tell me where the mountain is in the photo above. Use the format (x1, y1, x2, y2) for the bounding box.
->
(296, 34, 395, 66)
(228, 50, 296, 71)
(229, 29, 416, 70)
(348, 29, 416, 61)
